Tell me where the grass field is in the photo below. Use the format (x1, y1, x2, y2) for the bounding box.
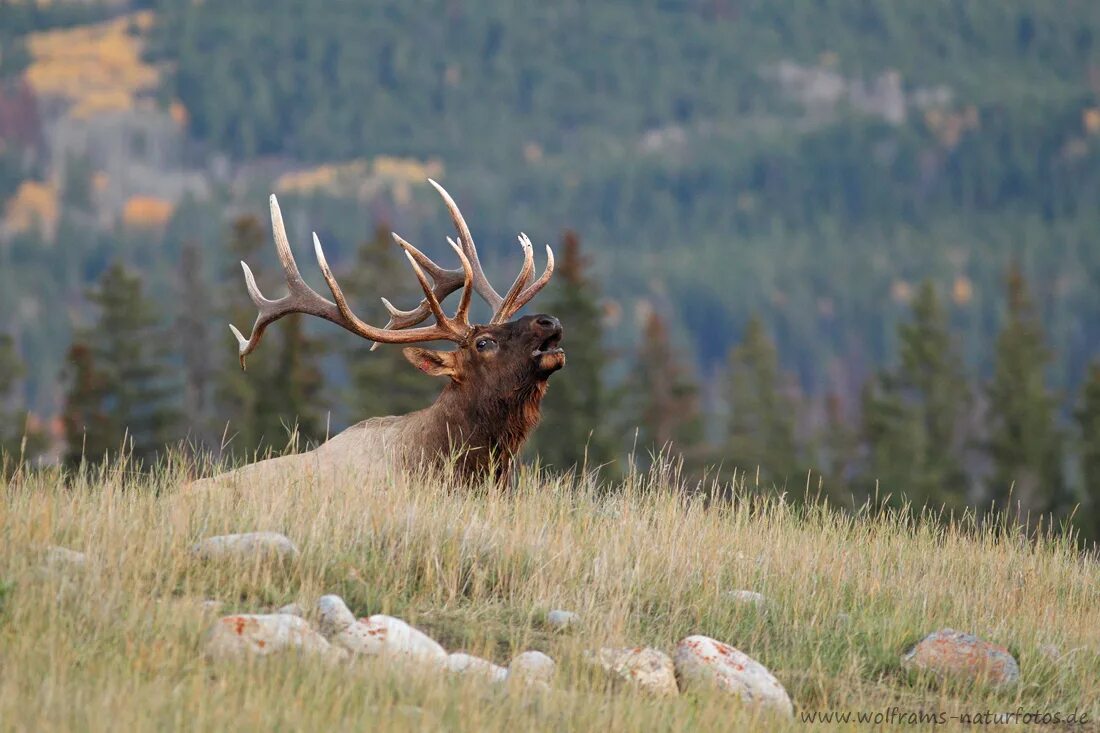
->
(0, 456, 1097, 731)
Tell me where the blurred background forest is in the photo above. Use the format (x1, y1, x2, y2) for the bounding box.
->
(1, 1, 1099, 538)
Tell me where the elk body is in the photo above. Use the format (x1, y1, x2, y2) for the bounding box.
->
(193, 181, 564, 490)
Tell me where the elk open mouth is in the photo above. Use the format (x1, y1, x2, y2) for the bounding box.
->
(532, 332, 565, 371)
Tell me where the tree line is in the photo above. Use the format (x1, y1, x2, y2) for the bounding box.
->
(2, 214, 1098, 544)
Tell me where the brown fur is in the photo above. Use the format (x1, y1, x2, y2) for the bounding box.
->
(190, 314, 564, 492)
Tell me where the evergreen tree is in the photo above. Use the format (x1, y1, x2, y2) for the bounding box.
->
(529, 230, 614, 471)
(987, 265, 1064, 519)
(214, 214, 329, 458)
(724, 315, 798, 488)
(342, 224, 437, 422)
(1075, 363, 1100, 541)
(62, 263, 181, 468)
(0, 333, 46, 474)
(625, 309, 705, 469)
(177, 241, 215, 448)
(861, 281, 971, 511)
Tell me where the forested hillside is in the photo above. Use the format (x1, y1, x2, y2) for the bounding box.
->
(2, 1, 1100, 533)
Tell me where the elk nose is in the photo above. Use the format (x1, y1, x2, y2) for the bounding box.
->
(535, 315, 561, 331)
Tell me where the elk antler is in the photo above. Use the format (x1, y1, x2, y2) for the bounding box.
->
(369, 179, 554, 348)
(228, 195, 474, 369)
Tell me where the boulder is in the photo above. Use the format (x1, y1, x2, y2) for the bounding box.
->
(314, 595, 445, 665)
(546, 609, 580, 630)
(190, 532, 299, 562)
(725, 590, 768, 608)
(44, 546, 87, 569)
(672, 635, 792, 716)
(585, 646, 678, 696)
(444, 653, 509, 683)
(276, 602, 305, 617)
(902, 629, 1019, 687)
(205, 613, 345, 663)
(508, 650, 556, 685)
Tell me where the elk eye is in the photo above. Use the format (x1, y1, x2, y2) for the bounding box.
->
(475, 337, 496, 352)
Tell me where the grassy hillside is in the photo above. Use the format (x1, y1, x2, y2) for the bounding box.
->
(1, 460, 1097, 730)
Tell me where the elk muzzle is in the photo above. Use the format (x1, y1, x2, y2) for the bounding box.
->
(530, 314, 565, 373)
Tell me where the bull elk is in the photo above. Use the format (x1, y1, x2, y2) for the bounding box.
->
(193, 180, 564, 491)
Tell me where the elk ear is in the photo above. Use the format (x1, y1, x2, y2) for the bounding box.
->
(403, 347, 458, 378)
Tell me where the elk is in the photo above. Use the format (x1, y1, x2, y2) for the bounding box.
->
(193, 180, 564, 490)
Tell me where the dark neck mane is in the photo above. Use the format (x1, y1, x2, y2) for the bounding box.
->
(417, 379, 550, 481)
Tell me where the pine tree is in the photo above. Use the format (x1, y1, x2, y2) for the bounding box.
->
(529, 230, 614, 471)
(1075, 363, 1100, 542)
(987, 265, 1064, 519)
(724, 315, 798, 487)
(861, 281, 971, 512)
(214, 214, 329, 458)
(626, 309, 705, 469)
(62, 263, 181, 468)
(61, 342, 109, 468)
(342, 224, 437, 422)
(177, 241, 215, 448)
(0, 333, 46, 475)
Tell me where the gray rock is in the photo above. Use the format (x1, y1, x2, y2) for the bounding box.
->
(546, 609, 579, 630)
(509, 651, 555, 685)
(190, 532, 299, 562)
(205, 613, 346, 663)
(585, 646, 678, 696)
(901, 629, 1019, 687)
(673, 635, 792, 716)
(725, 590, 768, 608)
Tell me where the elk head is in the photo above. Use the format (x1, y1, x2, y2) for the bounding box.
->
(228, 180, 564, 439)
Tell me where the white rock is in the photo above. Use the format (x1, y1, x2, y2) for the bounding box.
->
(316, 594, 357, 637)
(316, 596, 445, 666)
(191, 532, 299, 562)
(673, 635, 792, 716)
(277, 602, 305, 617)
(44, 546, 87, 568)
(586, 646, 678, 696)
(205, 613, 344, 663)
(444, 653, 509, 683)
(725, 590, 768, 608)
(546, 609, 579, 630)
(509, 651, 556, 684)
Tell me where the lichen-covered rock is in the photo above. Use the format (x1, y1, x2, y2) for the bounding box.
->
(546, 609, 579, 630)
(314, 596, 444, 665)
(205, 613, 344, 662)
(508, 650, 556, 685)
(445, 653, 509, 683)
(673, 635, 792, 716)
(586, 646, 678, 696)
(190, 532, 299, 562)
(902, 629, 1019, 687)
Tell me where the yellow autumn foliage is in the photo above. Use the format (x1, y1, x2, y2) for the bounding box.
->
(4, 180, 59, 237)
(1084, 108, 1100, 135)
(25, 12, 160, 120)
(275, 157, 445, 199)
(122, 195, 174, 229)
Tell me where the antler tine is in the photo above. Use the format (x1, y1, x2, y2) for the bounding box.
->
(428, 178, 504, 312)
(395, 241, 451, 327)
(492, 241, 555, 323)
(447, 237, 474, 326)
(393, 232, 474, 342)
(230, 194, 475, 367)
(491, 233, 535, 324)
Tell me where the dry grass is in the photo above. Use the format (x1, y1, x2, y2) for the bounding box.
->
(1, 455, 1097, 731)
